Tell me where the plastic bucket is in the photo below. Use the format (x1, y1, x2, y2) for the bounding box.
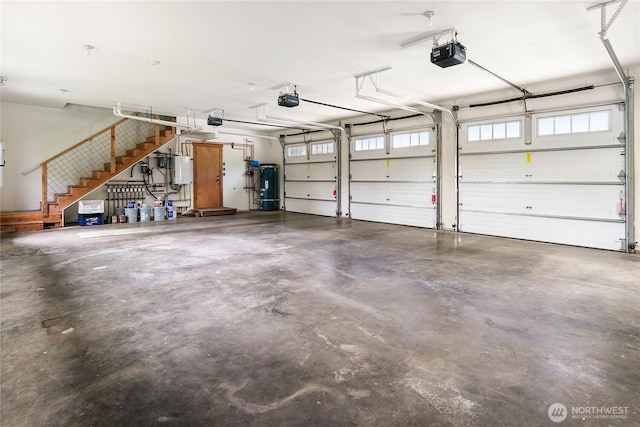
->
(139, 207, 152, 222)
(153, 207, 166, 221)
(124, 208, 138, 223)
(167, 206, 176, 220)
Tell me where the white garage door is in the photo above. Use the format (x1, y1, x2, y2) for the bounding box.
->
(459, 104, 626, 251)
(350, 129, 437, 228)
(284, 140, 338, 217)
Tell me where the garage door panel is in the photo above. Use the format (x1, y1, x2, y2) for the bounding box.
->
(286, 162, 336, 181)
(285, 164, 310, 180)
(460, 211, 624, 251)
(286, 181, 335, 200)
(350, 160, 388, 181)
(351, 203, 436, 228)
(286, 198, 336, 216)
(351, 158, 435, 181)
(351, 182, 432, 208)
(460, 139, 525, 154)
(460, 148, 623, 182)
(460, 183, 624, 219)
(530, 133, 620, 150)
(460, 154, 532, 181)
(523, 148, 623, 181)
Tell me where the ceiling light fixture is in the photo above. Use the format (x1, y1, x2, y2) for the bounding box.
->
(60, 89, 68, 98)
(149, 59, 160, 66)
(423, 10, 435, 26)
(83, 44, 95, 56)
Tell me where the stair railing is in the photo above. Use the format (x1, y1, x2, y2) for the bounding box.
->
(40, 117, 161, 217)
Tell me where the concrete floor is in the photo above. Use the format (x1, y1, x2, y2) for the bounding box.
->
(1, 211, 639, 427)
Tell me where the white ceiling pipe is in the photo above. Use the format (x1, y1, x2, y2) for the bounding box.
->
(265, 115, 342, 132)
(355, 94, 427, 116)
(113, 102, 197, 130)
(355, 68, 455, 123)
(218, 130, 280, 141)
(375, 88, 452, 120)
(255, 104, 348, 137)
(399, 27, 457, 49)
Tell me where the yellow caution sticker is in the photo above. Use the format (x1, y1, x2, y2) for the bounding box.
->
(307, 163, 310, 169)
(526, 153, 531, 163)
(386, 159, 390, 168)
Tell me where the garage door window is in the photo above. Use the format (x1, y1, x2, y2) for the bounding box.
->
(391, 131, 429, 148)
(467, 121, 520, 142)
(311, 142, 334, 155)
(537, 111, 610, 136)
(287, 145, 307, 158)
(354, 136, 384, 152)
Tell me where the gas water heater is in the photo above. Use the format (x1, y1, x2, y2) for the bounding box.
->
(259, 164, 279, 211)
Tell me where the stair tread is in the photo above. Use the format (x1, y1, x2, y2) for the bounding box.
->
(1, 220, 43, 224)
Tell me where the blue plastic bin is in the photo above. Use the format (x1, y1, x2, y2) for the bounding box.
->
(78, 213, 104, 226)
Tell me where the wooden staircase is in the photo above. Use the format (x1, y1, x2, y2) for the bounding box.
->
(1, 118, 176, 233)
(46, 128, 175, 216)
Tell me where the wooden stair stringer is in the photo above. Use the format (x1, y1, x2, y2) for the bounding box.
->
(1, 211, 63, 232)
(47, 131, 176, 214)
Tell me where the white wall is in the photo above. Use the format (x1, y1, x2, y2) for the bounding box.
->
(220, 135, 282, 210)
(0, 102, 116, 211)
(219, 138, 282, 209)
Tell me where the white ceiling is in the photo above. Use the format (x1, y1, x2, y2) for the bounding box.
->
(2, 1, 639, 128)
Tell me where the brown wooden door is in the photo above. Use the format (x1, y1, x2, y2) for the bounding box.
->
(193, 143, 223, 208)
